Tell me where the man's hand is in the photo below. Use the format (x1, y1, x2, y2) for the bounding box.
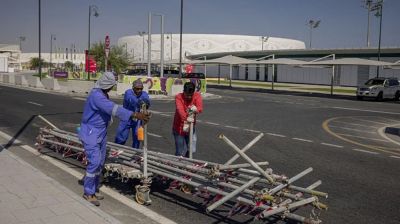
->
(133, 112, 150, 123)
(189, 105, 198, 113)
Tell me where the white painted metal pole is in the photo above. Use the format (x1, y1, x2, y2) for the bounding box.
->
(229, 64, 232, 87)
(147, 12, 152, 77)
(160, 15, 164, 78)
(331, 54, 335, 95)
(272, 54, 275, 90)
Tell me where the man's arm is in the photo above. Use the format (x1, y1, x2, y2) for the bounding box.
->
(175, 94, 188, 121)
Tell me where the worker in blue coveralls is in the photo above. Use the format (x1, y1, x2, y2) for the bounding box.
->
(79, 72, 150, 206)
(114, 79, 150, 148)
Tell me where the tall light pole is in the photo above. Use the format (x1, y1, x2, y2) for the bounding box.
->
(260, 36, 269, 50)
(38, 0, 42, 80)
(371, 0, 383, 77)
(138, 31, 146, 62)
(88, 5, 99, 80)
(18, 36, 26, 71)
(49, 34, 56, 76)
(179, 0, 183, 78)
(147, 12, 152, 77)
(18, 36, 26, 52)
(153, 13, 165, 78)
(307, 19, 321, 49)
(363, 0, 373, 47)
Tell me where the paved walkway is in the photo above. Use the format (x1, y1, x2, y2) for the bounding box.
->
(0, 136, 122, 224)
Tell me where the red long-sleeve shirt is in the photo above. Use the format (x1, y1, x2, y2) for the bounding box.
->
(172, 92, 203, 136)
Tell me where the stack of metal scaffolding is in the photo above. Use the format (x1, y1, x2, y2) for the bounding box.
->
(36, 127, 328, 223)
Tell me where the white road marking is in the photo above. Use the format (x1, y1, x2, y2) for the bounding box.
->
(352, 148, 379, 155)
(321, 143, 344, 148)
(292, 138, 313, 143)
(332, 107, 400, 115)
(328, 125, 376, 134)
(389, 155, 400, 159)
(244, 129, 260, 133)
(0, 130, 176, 224)
(337, 133, 390, 142)
(266, 133, 286, 138)
(348, 117, 391, 126)
(331, 120, 380, 128)
(72, 97, 86, 101)
(225, 125, 239, 129)
(148, 132, 162, 138)
(27, 101, 43, 106)
(376, 117, 400, 123)
(206, 122, 220, 126)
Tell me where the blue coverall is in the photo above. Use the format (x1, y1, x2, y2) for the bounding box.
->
(114, 89, 150, 148)
(79, 88, 133, 196)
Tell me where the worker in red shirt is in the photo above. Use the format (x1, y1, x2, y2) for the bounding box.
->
(172, 82, 203, 157)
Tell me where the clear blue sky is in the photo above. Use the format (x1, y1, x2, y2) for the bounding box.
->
(1, 0, 399, 52)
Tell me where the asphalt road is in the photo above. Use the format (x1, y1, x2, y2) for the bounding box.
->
(1, 84, 399, 224)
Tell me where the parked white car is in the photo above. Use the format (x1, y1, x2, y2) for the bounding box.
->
(357, 77, 400, 101)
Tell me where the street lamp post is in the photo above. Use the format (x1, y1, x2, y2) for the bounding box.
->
(18, 36, 26, 52)
(260, 36, 269, 50)
(49, 34, 56, 77)
(363, 0, 373, 47)
(38, 0, 42, 80)
(146, 13, 165, 78)
(179, 0, 183, 78)
(373, 0, 383, 77)
(147, 13, 152, 77)
(153, 13, 165, 78)
(18, 36, 26, 71)
(88, 5, 99, 80)
(307, 19, 321, 49)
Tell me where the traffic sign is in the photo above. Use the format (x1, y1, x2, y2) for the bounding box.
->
(105, 35, 110, 49)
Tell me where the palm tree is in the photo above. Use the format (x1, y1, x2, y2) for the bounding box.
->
(64, 61, 74, 71)
(29, 57, 45, 70)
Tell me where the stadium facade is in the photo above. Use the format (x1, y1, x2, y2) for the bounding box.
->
(117, 34, 306, 61)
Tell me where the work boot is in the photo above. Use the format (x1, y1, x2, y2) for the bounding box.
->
(95, 192, 104, 200)
(83, 194, 100, 206)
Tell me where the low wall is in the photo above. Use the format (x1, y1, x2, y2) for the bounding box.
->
(58, 79, 95, 93)
(26, 76, 44, 88)
(14, 75, 29, 87)
(122, 76, 207, 96)
(2, 74, 15, 84)
(42, 78, 61, 90)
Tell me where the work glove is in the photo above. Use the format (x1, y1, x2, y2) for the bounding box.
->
(189, 105, 198, 113)
(133, 112, 150, 123)
(183, 122, 190, 132)
(186, 116, 194, 123)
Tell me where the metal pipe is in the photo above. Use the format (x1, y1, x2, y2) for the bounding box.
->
(219, 134, 274, 183)
(224, 132, 264, 165)
(269, 167, 313, 195)
(206, 177, 260, 213)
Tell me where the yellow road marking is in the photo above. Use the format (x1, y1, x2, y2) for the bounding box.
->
(322, 117, 400, 156)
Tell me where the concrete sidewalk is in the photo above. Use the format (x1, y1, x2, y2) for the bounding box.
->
(0, 137, 122, 224)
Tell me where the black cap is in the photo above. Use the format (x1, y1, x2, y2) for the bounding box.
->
(183, 82, 195, 94)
